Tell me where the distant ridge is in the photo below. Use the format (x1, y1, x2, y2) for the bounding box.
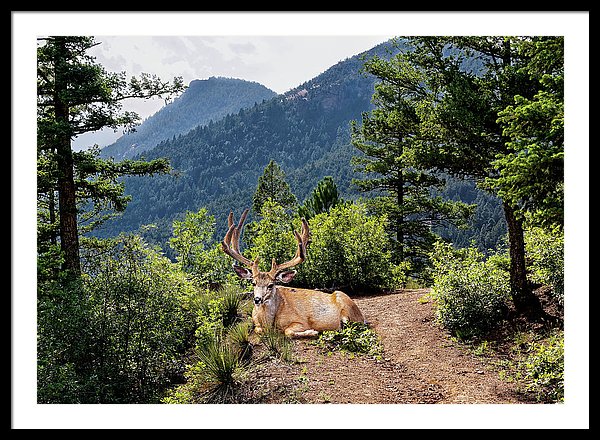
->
(97, 40, 399, 243)
(100, 76, 277, 160)
(97, 39, 506, 257)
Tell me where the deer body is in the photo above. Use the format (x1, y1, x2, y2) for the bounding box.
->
(252, 286, 365, 338)
(221, 209, 366, 338)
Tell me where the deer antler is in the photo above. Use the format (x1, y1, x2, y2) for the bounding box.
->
(221, 208, 255, 268)
(269, 218, 311, 276)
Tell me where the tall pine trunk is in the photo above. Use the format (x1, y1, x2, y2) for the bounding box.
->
(54, 39, 81, 277)
(55, 109, 81, 276)
(503, 202, 543, 318)
(56, 143, 80, 276)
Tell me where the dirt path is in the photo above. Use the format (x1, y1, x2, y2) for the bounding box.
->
(246, 289, 525, 404)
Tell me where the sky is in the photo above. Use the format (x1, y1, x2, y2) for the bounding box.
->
(12, 11, 590, 429)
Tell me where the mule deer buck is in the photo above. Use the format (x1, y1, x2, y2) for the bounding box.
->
(221, 208, 366, 338)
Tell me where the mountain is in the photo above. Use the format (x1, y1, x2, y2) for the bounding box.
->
(96, 39, 506, 255)
(100, 77, 277, 160)
(96, 41, 395, 238)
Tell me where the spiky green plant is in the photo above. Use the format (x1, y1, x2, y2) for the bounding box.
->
(227, 320, 253, 362)
(195, 332, 247, 403)
(259, 326, 294, 362)
(218, 283, 247, 327)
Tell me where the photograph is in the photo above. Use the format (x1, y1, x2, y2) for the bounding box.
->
(12, 11, 588, 430)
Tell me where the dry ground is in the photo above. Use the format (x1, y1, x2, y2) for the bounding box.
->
(238, 288, 559, 404)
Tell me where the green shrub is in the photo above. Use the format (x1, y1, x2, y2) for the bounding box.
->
(430, 240, 510, 339)
(296, 203, 403, 293)
(39, 235, 196, 403)
(84, 235, 195, 403)
(246, 199, 298, 272)
(169, 208, 235, 287)
(500, 330, 564, 403)
(314, 322, 382, 358)
(525, 226, 564, 305)
(520, 331, 564, 402)
(37, 276, 96, 403)
(246, 201, 404, 293)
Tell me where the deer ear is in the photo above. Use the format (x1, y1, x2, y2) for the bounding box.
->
(276, 270, 297, 284)
(233, 265, 253, 280)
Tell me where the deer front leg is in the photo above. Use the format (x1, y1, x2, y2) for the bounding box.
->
(284, 324, 319, 338)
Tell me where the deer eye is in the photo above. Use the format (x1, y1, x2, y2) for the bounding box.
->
(267, 283, 275, 290)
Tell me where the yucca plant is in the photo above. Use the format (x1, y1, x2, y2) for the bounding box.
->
(227, 320, 253, 362)
(259, 326, 294, 362)
(195, 331, 247, 403)
(218, 283, 248, 328)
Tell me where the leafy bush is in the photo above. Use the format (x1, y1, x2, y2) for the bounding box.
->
(314, 322, 382, 358)
(525, 226, 564, 305)
(500, 330, 564, 403)
(37, 276, 96, 403)
(84, 235, 195, 403)
(169, 208, 235, 287)
(521, 331, 564, 402)
(296, 202, 403, 293)
(245, 201, 404, 293)
(245, 199, 298, 271)
(39, 235, 196, 403)
(430, 240, 511, 339)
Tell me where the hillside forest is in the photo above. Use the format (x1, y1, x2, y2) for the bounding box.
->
(36, 36, 565, 405)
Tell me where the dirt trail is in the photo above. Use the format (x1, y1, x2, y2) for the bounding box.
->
(247, 289, 525, 404)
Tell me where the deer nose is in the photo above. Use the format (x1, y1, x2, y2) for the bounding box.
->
(254, 296, 262, 305)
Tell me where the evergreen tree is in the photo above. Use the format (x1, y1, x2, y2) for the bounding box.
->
(351, 51, 474, 272)
(492, 37, 564, 230)
(37, 36, 184, 277)
(252, 160, 297, 215)
(402, 36, 563, 317)
(298, 176, 342, 220)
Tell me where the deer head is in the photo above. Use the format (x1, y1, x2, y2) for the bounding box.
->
(221, 208, 310, 305)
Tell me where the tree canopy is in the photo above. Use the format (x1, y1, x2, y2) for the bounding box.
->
(37, 36, 184, 276)
(355, 36, 564, 316)
(252, 159, 298, 215)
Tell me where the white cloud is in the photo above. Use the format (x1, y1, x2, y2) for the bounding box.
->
(90, 35, 393, 97)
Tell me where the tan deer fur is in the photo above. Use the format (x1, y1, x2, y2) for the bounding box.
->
(221, 209, 366, 338)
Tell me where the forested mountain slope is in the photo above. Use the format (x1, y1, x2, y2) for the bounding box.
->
(96, 40, 506, 252)
(100, 77, 277, 160)
(97, 42, 395, 237)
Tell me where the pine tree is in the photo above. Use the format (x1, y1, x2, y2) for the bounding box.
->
(298, 176, 342, 220)
(402, 36, 563, 317)
(37, 36, 184, 277)
(351, 51, 473, 272)
(492, 37, 564, 230)
(252, 160, 297, 215)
